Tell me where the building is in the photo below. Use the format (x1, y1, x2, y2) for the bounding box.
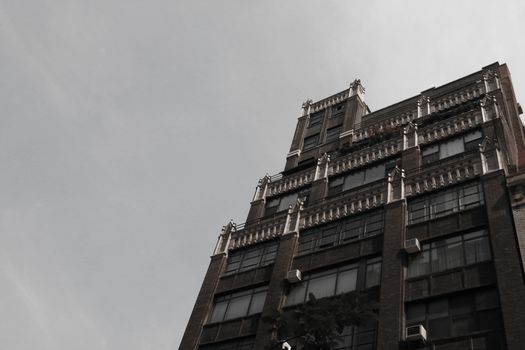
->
(180, 63, 525, 350)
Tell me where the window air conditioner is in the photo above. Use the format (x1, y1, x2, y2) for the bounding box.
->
(406, 325, 427, 342)
(404, 238, 421, 254)
(286, 269, 302, 283)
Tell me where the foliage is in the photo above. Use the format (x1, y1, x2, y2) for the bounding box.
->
(264, 291, 378, 350)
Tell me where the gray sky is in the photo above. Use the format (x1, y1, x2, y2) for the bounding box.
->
(0, 1, 524, 349)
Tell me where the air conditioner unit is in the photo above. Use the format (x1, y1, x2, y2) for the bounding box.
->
(406, 325, 427, 342)
(404, 238, 421, 254)
(286, 269, 302, 283)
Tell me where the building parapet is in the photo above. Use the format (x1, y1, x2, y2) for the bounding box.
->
(227, 214, 287, 250)
(266, 168, 315, 197)
(224, 155, 489, 252)
(332, 138, 402, 176)
(360, 97, 418, 129)
(262, 102, 491, 203)
(417, 108, 484, 145)
(404, 153, 482, 197)
(309, 88, 350, 113)
(357, 75, 489, 143)
(300, 181, 387, 229)
(430, 80, 484, 114)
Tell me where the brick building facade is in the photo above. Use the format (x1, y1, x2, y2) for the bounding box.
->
(180, 63, 525, 350)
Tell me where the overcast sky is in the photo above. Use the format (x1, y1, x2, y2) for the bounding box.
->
(0, 1, 524, 349)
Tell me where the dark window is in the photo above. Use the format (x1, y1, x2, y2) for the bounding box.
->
(308, 111, 324, 127)
(303, 134, 320, 150)
(286, 257, 381, 306)
(265, 188, 310, 216)
(328, 159, 397, 196)
(199, 337, 255, 350)
(407, 182, 484, 224)
(225, 241, 279, 274)
(331, 103, 346, 117)
(406, 288, 502, 340)
(365, 258, 382, 288)
(333, 322, 377, 350)
(326, 125, 342, 143)
(297, 158, 316, 168)
(407, 230, 491, 278)
(421, 130, 483, 164)
(210, 287, 267, 323)
(297, 210, 384, 255)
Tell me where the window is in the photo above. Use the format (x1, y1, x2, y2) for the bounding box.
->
(210, 287, 267, 323)
(297, 210, 384, 255)
(286, 258, 381, 306)
(326, 125, 342, 143)
(308, 111, 324, 127)
(407, 182, 484, 224)
(265, 188, 310, 216)
(406, 289, 502, 340)
(225, 241, 279, 274)
(199, 337, 255, 350)
(333, 323, 377, 350)
(407, 230, 491, 278)
(303, 134, 320, 150)
(421, 130, 483, 164)
(365, 257, 382, 288)
(331, 103, 346, 117)
(297, 157, 316, 168)
(328, 159, 397, 196)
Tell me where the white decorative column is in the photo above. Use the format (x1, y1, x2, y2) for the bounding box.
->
(480, 95, 500, 122)
(314, 153, 331, 181)
(417, 96, 430, 118)
(387, 166, 405, 203)
(479, 137, 505, 174)
(284, 200, 304, 235)
(302, 98, 312, 117)
(403, 122, 418, 150)
(350, 79, 366, 101)
(213, 220, 235, 255)
(253, 175, 271, 201)
(483, 69, 501, 93)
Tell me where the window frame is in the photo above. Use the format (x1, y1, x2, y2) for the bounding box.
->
(328, 159, 398, 196)
(421, 130, 483, 164)
(405, 288, 502, 340)
(264, 187, 310, 216)
(331, 103, 346, 118)
(407, 182, 484, 225)
(333, 323, 377, 350)
(224, 240, 280, 275)
(407, 229, 492, 278)
(303, 133, 320, 150)
(326, 125, 342, 143)
(308, 111, 324, 127)
(209, 286, 268, 324)
(285, 258, 382, 306)
(297, 210, 385, 255)
(198, 337, 255, 350)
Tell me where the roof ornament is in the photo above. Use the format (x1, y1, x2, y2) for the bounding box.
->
(350, 79, 365, 101)
(387, 166, 405, 203)
(417, 95, 431, 118)
(314, 153, 331, 180)
(480, 95, 499, 121)
(302, 99, 313, 116)
(479, 137, 505, 174)
(482, 69, 500, 93)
